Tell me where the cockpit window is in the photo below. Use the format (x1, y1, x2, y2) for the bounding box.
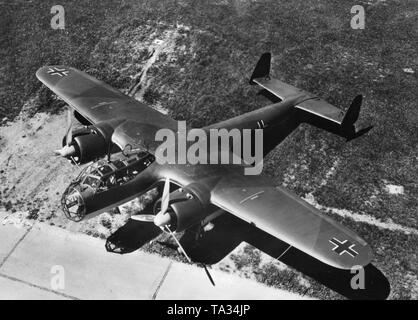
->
(90, 169, 100, 177)
(115, 160, 127, 170)
(137, 151, 148, 158)
(73, 151, 155, 193)
(98, 164, 113, 175)
(83, 175, 101, 189)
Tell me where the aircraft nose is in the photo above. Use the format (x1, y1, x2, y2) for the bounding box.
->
(154, 212, 171, 227)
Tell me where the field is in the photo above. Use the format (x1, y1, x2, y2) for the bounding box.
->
(0, 0, 417, 299)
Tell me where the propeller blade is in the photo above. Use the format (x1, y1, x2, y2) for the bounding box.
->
(65, 108, 72, 146)
(130, 214, 156, 222)
(165, 225, 191, 262)
(153, 177, 172, 226)
(130, 178, 172, 225)
(165, 225, 215, 286)
(201, 263, 216, 286)
(160, 177, 170, 215)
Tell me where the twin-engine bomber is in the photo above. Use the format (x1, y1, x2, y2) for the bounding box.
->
(37, 53, 374, 283)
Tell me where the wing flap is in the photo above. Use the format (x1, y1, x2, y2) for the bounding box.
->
(210, 174, 373, 269)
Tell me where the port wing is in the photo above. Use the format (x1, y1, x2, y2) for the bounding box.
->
(36, 66, 177, 150)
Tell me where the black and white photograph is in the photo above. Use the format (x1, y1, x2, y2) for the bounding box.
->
(0, 0, 417, 303)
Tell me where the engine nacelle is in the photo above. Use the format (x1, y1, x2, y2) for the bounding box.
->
(72, 132, 108, 164)
(154, 187, 210, 232)
(61, 123, 114, 164)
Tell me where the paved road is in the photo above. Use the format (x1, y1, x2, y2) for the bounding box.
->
(0, 215, 308, 300)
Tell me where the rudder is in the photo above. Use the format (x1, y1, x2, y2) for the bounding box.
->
(249, 52, 271, 84)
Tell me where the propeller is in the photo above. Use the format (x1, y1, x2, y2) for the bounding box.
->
(65, 108, 72, 146)
(131, 177, 216, 286)
(158, 176, 171, 220)
(130, 177, 171, 225)
(54, 108, 76, 158)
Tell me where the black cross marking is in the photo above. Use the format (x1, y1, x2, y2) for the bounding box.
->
(329, 237, 358, 257)
(47, 67, 69, 77)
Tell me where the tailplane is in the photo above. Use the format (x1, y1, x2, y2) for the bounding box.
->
(299, 94, 373, 141)
(249, 52, 373, 141)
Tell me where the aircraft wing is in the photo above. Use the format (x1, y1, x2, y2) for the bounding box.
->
(36, 66, 177, 150)
(210, 172, 373, 269)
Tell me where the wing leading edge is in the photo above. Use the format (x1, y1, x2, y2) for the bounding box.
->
(210, 173, 373, 269)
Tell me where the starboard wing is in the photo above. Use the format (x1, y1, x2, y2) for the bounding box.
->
(210, 173, 373, 269)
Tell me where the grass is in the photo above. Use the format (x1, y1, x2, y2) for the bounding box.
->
(1, 0, 417, 299)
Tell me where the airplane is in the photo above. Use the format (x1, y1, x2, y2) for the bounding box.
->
(36, 53, 374, 286)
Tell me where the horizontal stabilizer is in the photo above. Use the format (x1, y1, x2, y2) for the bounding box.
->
(250, 53, 314, 102)
(295, 97, 345, 124)
(298, 94, 373, 141)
